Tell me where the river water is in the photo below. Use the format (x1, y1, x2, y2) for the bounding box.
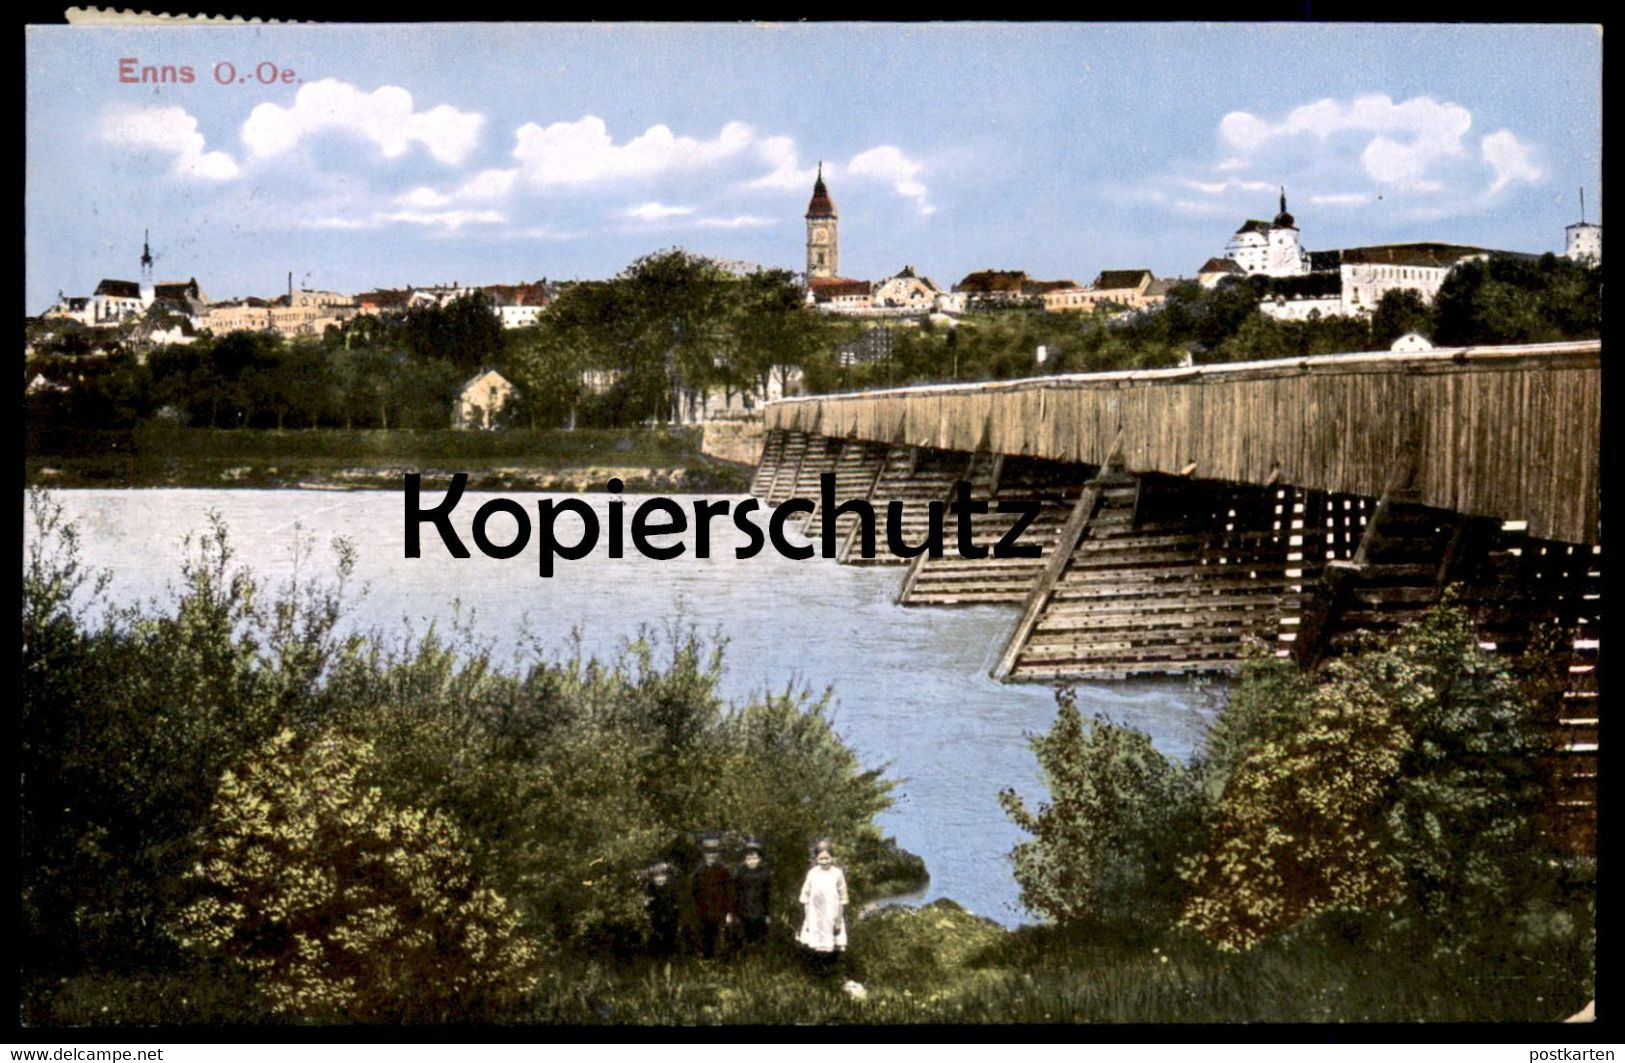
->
(34, 488, 1225, 926)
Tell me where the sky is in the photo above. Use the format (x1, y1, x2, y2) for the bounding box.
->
(25, 22, 1603, 313)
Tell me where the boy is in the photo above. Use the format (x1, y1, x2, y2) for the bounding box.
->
(691, 837, 735, 959)
(735, 841, 772, 947)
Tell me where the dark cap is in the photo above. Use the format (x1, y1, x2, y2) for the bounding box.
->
(700, 837, 722, 851)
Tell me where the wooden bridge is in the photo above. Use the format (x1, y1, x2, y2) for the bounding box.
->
(749, 340, 1601, 850)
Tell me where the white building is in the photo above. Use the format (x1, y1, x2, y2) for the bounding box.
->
(1390, 331, 1435, 352)
(1566, 221, 1602, 265)
(1335, 244, 1490, 316)
(1258, 295, 1344, 322)
(494, 303, 544, 329)
(1222, 191, 1309, 277)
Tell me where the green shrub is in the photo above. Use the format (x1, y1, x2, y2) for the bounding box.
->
(1181, 604, 1562, 951)
(175, 729, 539, 1022)
(999, 688, 1206, 929)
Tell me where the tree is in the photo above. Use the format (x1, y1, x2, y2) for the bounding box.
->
(999, 688, 1205, 929)
(1432, 253, 1601, 347)
(1370, 289, 1433, 348)
(619, 250, 733, 422)
(175, 728, 539, 1022)
(1180, 605, 1559, 951)
(404, 292, 504, 372)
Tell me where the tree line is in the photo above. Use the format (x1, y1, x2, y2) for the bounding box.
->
(26, 251, 1599, 434)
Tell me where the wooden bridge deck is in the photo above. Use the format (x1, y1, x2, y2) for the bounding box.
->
(766, 341, 1600, 546)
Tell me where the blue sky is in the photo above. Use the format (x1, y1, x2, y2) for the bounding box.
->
(26, 23, 1602, 312)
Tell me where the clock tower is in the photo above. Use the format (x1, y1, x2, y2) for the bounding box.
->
(805, 163, 838, 281)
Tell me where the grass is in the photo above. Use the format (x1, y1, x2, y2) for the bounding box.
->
(25, 424, 752, 492)
(27, 899, 1592, 1026)
(531, 900, 1592, 1025)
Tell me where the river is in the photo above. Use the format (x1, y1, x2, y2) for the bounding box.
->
(33, 488, 1225, 926)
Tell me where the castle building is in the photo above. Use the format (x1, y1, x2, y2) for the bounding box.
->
(805, 164, 839, 280)
(1222, 190, 1309, 277)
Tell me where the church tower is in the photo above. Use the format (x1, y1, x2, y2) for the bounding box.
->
(139, 228, 156, 307)
(805, 163, 838, 281)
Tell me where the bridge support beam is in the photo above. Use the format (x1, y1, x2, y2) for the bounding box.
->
(899, 455, 1088, 606)
(993, 465, 1297, 682)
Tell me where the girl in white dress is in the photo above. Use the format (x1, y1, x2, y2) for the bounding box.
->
(797, 840, 848, 975)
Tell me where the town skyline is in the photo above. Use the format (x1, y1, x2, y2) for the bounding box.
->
(27, 23, 1602, 313)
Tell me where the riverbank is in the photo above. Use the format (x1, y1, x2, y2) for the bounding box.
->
(25, 424, 755, 492)
(29, 897, 1592, 1025)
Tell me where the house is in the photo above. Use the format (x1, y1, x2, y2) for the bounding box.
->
(807, 276, 875, 312)
(44, 295, 93, 326)
(202, 299, 274, 334)
(870, 266, 945, 311)
(953, 269, 1075, 309)
(410, 284, 479, 309)
(1196, 257, 1245, 289)
(454, 369, 515, 430)
(1390, 331, 1435, 352)
(482, 279, 552, 328)
(1043, 270, 1170, 313)
(88, 279, 147, 325)
(355, 289, 412, 316)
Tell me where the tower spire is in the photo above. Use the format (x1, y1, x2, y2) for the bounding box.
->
(140, 228, 153, 280)
(1580, 187, 1586, 224)
(1280, 187, 1287, 215)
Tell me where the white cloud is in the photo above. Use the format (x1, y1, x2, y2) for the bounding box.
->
(1220, 94, 1474, 192)
(99, 105, 239, 180)
(846, 145, 933, 214)
(303, 207, 504, 232)
(694, 215, 774, 229)
(745, 135, 817, 191)
(380, 208, 505, 230)
(1135, 93, 1548, 228)
(1481, 130, 1542, 198)
(1183, 177, 1275, 196)
(241, 79, 484, 165)
(624, 202, 695, 221)
(395, 168, 518, 210)
(394, 187, 451, 209)
(511, 116, 753, 188)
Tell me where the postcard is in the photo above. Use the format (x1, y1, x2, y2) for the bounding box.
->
(21, 21, 1600, 1030)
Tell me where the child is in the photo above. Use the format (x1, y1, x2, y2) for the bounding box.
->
(735, 841, 772, 948)
(797, 839, 848, 977)
(691, 837, 735, 960)
(644, 862, 680, 959)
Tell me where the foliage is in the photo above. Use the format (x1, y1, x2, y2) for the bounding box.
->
(21, 497, 902, 1021)
(1180, 605, 1560, 951)
(999, 689, 1205, 929)
(174, 729, 539, 1022)
(1432, 253, 1601, 347)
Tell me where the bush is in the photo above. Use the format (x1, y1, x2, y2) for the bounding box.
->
(175, 729, 539, 1022)
(1180, 605, 1561, 951)
(999, 689, 1205, 929)
(21, 496, 908, 1021)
